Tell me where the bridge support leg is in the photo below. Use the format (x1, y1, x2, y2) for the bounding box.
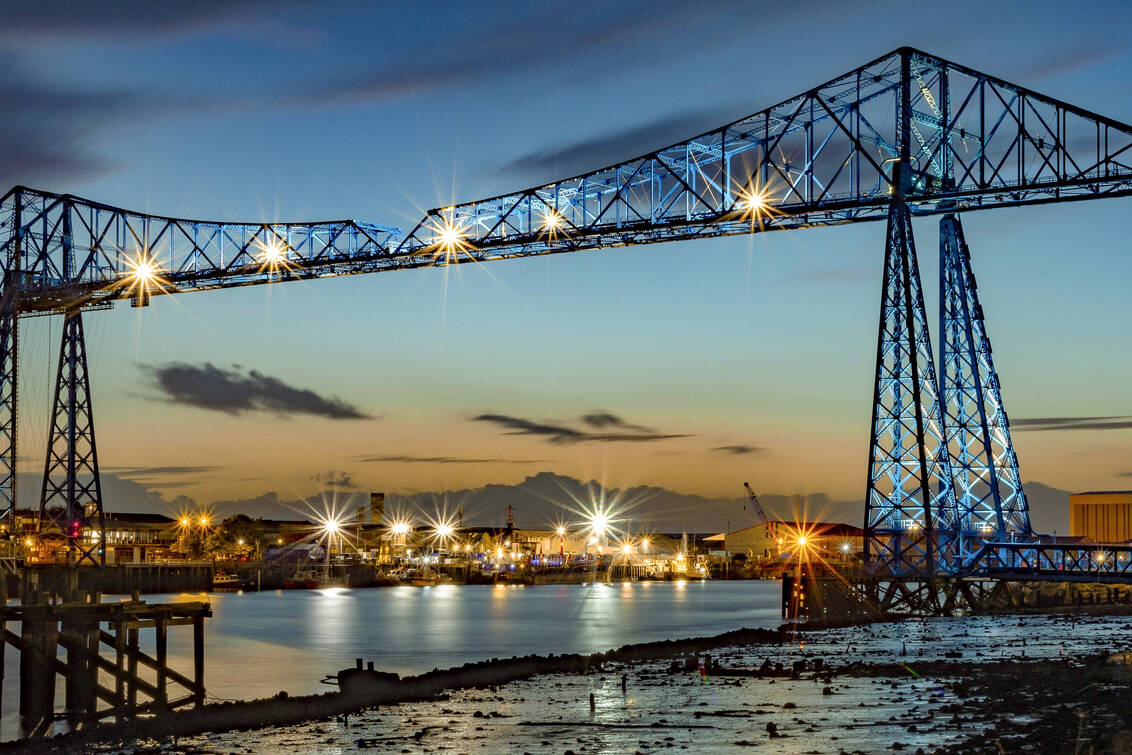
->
(0, 292, 17, 533)
(38, 309, 105, 566)
(864, 200, 956, 576)
(938, 214, 1031, 566)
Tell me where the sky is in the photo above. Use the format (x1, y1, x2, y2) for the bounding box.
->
(2, 0, 1130, 527)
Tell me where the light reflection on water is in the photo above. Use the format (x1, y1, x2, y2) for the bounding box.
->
(0, 580, 780, 735)
(175, 580, 778, 701)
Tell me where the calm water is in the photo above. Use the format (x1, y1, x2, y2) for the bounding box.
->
(0, 579, 780, 734)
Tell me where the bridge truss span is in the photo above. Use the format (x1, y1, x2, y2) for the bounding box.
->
(0, 47, 1129, 577)
(396, 47, 1132, 264)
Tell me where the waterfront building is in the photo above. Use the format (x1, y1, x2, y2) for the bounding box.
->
(704, 520, 865, 562)
(1070, 491, 1132, 543)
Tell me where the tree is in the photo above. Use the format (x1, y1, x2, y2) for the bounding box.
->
(204, 515, 262, 560)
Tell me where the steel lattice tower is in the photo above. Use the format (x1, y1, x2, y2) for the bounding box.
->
(1, 47, 1131, 575)
(939, 214, 1031, 562)
(864, 199, 957, 575)
(37, 310, 105, 566)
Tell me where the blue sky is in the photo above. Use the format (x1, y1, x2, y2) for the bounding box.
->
(2, 0, 1130, 520)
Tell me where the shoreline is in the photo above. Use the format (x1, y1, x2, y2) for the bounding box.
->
(7, 608, 1132, 752)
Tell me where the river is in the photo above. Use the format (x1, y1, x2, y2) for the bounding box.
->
(1, 579, 781, 735)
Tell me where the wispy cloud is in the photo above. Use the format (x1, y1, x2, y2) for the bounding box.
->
(496, 106, 743, 180)
(302, 3, 724, 109)
(473, 412, 688, 444)
(143, 362, 373, 420)
(106, 465, 221, 478)
(356, 454, 548, 465)
(580, 412, 652, 433)
(712, 445, 762, 455)
(312, 471, 358, 489)
(1013, 416, 1132, 432)
(0, 1, 291, 41)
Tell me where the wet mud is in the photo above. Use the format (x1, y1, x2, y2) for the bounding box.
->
(8, 613, 1132, 753)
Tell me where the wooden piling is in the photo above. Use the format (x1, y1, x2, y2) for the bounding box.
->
(193, 613, 205, 706)
(155, 615, 167, 708)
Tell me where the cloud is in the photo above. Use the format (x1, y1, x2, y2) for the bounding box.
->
(580, 412, 651, 432)
(105, 465, 221, 478)
(356, 454, 548, 465)
(302, 4, 721, 109)
(712, 445, 762, 455)
(312, 471, 358, 489)
(143, 362, 372, 420)
(1013, 416, 1132, 432)
(473, 412, 688, 444)
(0, 1, 292, 41)
(497, 106, 743, 180)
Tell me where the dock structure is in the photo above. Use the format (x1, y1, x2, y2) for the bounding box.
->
(0, 574, 210, 738)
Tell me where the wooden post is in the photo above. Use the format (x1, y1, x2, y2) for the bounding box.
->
(155, 616, 167, 708)
(193, 613, 205, 706)
(19, 605, 58, 736)
(114, 620, 126, 719)
(82, 618, 99, 721)
(126, 627, 138, 716)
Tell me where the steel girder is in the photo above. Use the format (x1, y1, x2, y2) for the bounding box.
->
(939, 214, 1031, 563)
(966, 541, 1132, 582)
(0, 294, 14, 524)
(864, 199, 957, 576)
(1, 48, 1131, 313)
(37, 311, 105, 566)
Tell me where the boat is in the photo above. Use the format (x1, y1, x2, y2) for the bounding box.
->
(282, 576, 321, 589)
(405, 568, 448, 587)
(212, 572, 244, 590)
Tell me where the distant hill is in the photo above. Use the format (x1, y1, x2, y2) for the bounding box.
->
(14, 470, 1074, 535)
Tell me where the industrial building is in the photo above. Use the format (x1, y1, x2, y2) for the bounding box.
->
(705, 520, 865, 562)
(1070, 491, 1132, 543)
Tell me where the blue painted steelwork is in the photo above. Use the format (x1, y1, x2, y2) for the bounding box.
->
(0, 47, 1129, 575)
(939, 214, 1031, 565)
(2, 49, 1131, 315)
(37, 310, 105, 566)
(863, 199, 957, 575)
(967, 541, 1132, 582)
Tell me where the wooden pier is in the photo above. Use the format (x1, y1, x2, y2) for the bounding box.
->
(1, 574, 210, 738)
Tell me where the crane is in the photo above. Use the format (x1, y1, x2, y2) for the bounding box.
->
(743, 482, 772, 536)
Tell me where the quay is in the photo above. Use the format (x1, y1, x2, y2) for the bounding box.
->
(0, 570, 211, 739)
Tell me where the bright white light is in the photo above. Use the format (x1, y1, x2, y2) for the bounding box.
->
(131, 259, 157, 282)
(260, 241, 286, 265)
(641, 537, 650, 551)
(323, 519, 341, 535)
(556, 526, 566, 537)
(436, 524, 454, 538)
(840, 542, 851, 554)
(541, 210, 564, 231)
(237, 538, 245, 546)
(739, 191, 765, 213)
(590, 513, 609, 537)
(391, 522, 410, 535)
(797, 536, 808, 547)
(433, 219, 467, 254)
(622, 544, 632, 555)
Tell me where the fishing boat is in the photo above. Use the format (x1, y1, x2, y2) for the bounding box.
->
(212, 572, 244, 590)
(405, 567, 447, 587)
